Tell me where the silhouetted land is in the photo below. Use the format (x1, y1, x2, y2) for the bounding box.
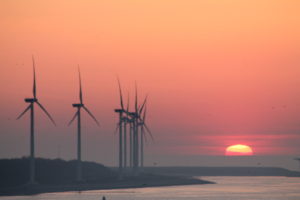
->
(144, 166, 300, 177)
(0, 158, 212, 196)
(0, 157, 117, 188)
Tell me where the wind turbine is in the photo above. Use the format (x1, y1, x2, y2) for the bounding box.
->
(128, 115, 134, 169)
(130, 83, 147, 173)
(132, 83, 139, 173)
(138, 101, 154, 168)
(140, 107, 146, 168)
(114, 77, 126, 176)
(17, 56, 56, 184)
(68, 67, 100, 182)
(122, 93, 130, 169)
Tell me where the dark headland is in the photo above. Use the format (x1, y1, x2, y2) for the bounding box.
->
(0, 158, 212, 196)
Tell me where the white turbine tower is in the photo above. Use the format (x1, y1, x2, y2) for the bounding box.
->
(68, 67, 100, 182)
(17, 56, 56, 184)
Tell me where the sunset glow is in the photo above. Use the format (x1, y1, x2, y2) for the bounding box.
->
(0, 1, 300, 168)
(226, 144, 253, 156)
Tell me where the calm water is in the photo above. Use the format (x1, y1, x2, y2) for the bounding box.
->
(1, 176, 300, 200)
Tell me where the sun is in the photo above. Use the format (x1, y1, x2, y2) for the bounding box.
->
(225, 144, 253, 156)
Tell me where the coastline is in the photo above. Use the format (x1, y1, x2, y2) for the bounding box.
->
(0, 174, 214, 196)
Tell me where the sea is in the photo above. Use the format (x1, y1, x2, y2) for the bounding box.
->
(1, 176, 300, 200)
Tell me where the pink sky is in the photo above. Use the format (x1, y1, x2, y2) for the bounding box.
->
(0, 0, 300, 168)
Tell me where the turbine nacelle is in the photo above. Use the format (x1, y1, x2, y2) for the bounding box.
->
(24, 98, 38, 103)
(128, 112, 138, 118)
(72, 103, 84, 108)
(114, 109, 124, 113)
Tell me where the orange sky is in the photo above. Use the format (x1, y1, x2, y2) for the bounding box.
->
(0, 0, 300, 168)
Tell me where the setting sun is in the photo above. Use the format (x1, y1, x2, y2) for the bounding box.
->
(226, 144, 253, 156)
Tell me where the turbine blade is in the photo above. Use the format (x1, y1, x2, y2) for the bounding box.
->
(138, 100, 147, 121)
(36, 102, 56, 126)
(83, 106, 100, 126)
(135, 81, 138, 113)
(142, 104, 147, 121)
(117, 77, 124, 110)
(78, 66, 83, 104)
(143, 123, 154, 142)
(141, 127, 149, 145)
(114, 123, 119, 135)
(16, 105, 31, 120)
(68, 111, 78, 126)
(139, 95, 148, 115)
(32, 55, 37, 98)
(126, 91, 130, 113)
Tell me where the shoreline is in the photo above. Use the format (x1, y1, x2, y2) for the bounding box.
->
(0, 174, 214, 196)
(143, 166, 300, 177)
